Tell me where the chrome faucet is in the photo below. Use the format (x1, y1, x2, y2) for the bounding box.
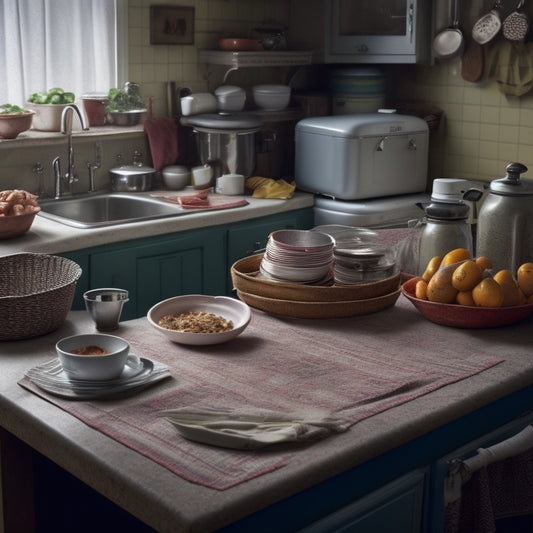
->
(53, 104, 89, 199)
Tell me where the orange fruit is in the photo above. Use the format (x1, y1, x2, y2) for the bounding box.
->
(421, 256, 442, 283)
(452, 260, 483, 291)
(518, 288, 528, 305)
(517, 262, 533, 297)
(415, 279, 428, 300)
(426, 263, 459, 303)
(493, 269, 515, 285)
(456, 290, 475, 306)
(472, 278, 504, 308)
(528, 293, 533, 304)
(475, 256, 493, 271)
(441, 248, 471, 268)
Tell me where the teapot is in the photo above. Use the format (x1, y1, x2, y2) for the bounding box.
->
(476, 162, 533, 273)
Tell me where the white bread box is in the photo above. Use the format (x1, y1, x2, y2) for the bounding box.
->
(295, 113, 429, 200)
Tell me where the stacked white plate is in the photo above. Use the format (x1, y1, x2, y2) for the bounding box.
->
(260, 229, 334, 284)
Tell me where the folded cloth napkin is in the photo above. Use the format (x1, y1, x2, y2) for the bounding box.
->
(162, 408, 351, 450)
(143, 117, 179, 171)
(246, 176, 296, 199)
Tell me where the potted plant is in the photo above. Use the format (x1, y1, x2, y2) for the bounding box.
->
(0, 104, 35, 139)
(105, 82, 147, 126)
(25, 87, 76, 131)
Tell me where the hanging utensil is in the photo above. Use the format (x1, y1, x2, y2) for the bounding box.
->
(472, 0, 503, 45)
(433, 0, 465, 59)
(503, 0, 529, 42)
(462, 34, 485, 82)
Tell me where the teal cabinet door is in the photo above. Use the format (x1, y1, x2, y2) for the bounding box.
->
(90, 228, 225, 320)
(226, 208, 314, 294)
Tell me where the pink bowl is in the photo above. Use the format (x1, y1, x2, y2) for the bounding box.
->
(402, 277, 533, 328)
(0, 111, 34, 139)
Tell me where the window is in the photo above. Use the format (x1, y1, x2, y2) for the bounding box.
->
(0, 0, 128, 106)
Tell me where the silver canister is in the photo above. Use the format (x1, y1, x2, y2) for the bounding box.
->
(83, 288, 129, 331)
(109, 165, 156, 192)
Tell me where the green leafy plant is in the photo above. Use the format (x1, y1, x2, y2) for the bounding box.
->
(0, 103, 30, 114)
(28, 87, 75, 105)
(105, 87, 146, 113)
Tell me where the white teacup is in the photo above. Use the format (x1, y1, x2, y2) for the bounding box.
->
(216, 174, 245, 195)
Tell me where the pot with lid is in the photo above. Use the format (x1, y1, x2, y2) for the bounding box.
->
(418, 178, 482, 275)
(477, 162, 533, 273)
(181, 114, 262, 179)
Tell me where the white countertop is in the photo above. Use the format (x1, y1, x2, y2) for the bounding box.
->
(1, 191, 314, 255)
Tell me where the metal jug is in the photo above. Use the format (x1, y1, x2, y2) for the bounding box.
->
(418, 178, 481, 275)
(476, 162, 533, 273)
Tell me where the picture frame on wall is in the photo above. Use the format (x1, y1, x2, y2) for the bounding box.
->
(150, 5, 195, 45)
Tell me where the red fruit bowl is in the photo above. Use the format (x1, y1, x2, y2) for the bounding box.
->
(402, 276, 533, 328)
(0, 209, 40, 240)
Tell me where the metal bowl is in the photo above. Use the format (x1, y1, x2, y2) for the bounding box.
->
(106, 109, 146, 126)
(109, 165, 156, 192)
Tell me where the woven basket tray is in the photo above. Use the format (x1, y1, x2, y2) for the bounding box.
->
(0, 253, 82, 341)
(231, 253, 401, 303)
(236, 288, 401, 319)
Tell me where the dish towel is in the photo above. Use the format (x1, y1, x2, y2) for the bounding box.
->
(163, 408, 352, 450)
(143, 117, 179, 171)
(444, 425, 533, 533)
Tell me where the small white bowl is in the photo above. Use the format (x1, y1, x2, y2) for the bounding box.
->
(147, 295, 251, 345)
(162, 165, 191, 190)
(252, 84, 291, 111)
(56, 333, 130, 380)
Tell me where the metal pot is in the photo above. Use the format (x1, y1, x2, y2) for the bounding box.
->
(181, 114, 262, 178)
(109, 165, 156, 192)
(477, 162, 533, 273)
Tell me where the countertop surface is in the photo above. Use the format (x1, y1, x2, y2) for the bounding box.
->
(1, 296, 533, 532)
(0, 190, 314, 256)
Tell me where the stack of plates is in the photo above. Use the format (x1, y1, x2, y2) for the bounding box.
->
(24, 356, 171, 400)
(260, 229, 334, 284)
(333, 244, 398, 285)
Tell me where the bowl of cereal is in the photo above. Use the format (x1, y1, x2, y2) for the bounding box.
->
(56, 333, 130, 380)
(147, 295, 251, 345)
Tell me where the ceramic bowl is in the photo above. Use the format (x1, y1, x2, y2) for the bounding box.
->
(0, 210, 40, 240)
(162, 166, 191, 190)
(56, 333, 130, 380)
(270, 229, 334, 251)
(252, 84, 291, 111)
(0, 111, 35, 139)
(25, 102, 69, 131)
(147, 295, 251, 345)
(218, 38, 263, 51)
(402, 277, 533, 328)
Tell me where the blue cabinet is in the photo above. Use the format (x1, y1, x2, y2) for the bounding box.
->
(62, 208, 314, 320)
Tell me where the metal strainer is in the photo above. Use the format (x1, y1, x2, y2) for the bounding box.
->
(503, 0, 529, 42)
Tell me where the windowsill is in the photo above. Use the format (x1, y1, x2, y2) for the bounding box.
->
(0, 124, 145, 149)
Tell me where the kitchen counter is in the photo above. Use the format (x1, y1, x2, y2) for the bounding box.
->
(1, 297, 533, 532)
(1, 191, 314, 256)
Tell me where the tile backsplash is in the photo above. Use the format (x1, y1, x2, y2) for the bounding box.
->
(3, 0, 533, 194)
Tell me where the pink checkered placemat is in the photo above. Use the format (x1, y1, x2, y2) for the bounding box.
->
(19, 299, 503, 490)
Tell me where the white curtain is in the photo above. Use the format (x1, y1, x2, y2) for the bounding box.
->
(0, 0, 127, 107)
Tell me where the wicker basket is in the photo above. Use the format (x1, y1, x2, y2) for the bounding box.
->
(0, 253, 82, 341)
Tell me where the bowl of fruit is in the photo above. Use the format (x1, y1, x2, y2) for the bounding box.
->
(402, 248, 533, 328)
(0, 104, 35, 139)
(25, 88, 76, 131)
(0, 189, 41, 239)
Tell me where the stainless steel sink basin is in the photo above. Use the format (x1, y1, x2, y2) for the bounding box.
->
(38, 193, 184, 228)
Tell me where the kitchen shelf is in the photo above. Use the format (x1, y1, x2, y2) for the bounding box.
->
(199, 50, 313, 83)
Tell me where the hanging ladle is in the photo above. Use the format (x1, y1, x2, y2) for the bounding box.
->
(433, 0, 465, 59)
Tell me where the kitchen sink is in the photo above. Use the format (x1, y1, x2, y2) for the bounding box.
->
(38, 193, 184, 228)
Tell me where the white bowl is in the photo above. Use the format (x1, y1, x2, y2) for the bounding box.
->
(162, 165, 191, 190)
(147, 295, 251, 345)
(252, 84, 291, 111)
(26, 102, 70, 131)
(56, 333, 130, 380)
